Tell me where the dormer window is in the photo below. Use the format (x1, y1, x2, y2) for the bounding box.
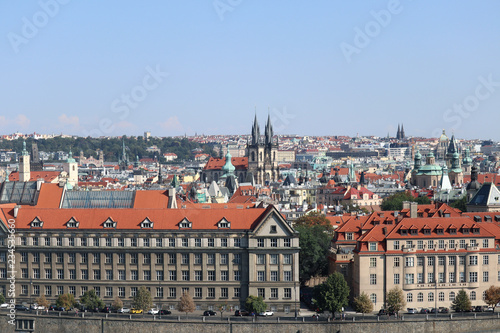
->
(270, 225, 277, 233)
(410, 229, 417, 235)
(444, 213, 450, 217)
(472, 228, 480, 234)
(217, 218, 231, 229)
(449, 228, 456, 235)
(103, 218, 117, 229)
(462, 228, 469, 234)
(66, 218, 79, 229)
(179, 218, 192, 229)
(423, 228, 431, 235)
(140, 218, 154, 229)
(30, 217, 43, 228)
(400, 229, 408, 236)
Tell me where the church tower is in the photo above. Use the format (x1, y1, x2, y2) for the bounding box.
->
(63, 149, 78, 188)
(19, 141, 31, 182)
(247, 113, 278, 185)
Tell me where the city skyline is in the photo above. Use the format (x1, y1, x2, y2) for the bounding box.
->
(1, 1, 500, 140)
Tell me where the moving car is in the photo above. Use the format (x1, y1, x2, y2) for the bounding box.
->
(203, 310, 217, 316)
(148, 308, 159, 315)
(130, 308, 143, 314)
(259, 310, 274, 316)
(0, 303, 9, 308)
(118, 307, 130, 313)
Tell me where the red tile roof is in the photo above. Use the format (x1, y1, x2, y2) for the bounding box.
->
(204, 157, 248, 170)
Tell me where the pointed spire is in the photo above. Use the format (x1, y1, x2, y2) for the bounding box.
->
(396, 124, 401, 139)
(22, 140, 28, 156)
(265, 112, 273, 145)
(400, 124, 405, 139)
(251, 112, 260, 145)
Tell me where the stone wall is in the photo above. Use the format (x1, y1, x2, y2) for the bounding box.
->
(1, 315, 500, 333)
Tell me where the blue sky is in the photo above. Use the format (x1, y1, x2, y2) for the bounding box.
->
(1, 1, 500, 140)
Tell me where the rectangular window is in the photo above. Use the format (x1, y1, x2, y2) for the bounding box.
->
(208, 238, 215, 247)
(438, 240, 445, 249)
(105, 287, 112, 297)
(194, 288, 202, 298)
(93, 254, 100, 264)
(33, 253, 39, 263)
(257, 271, 265, 282)
(93, 238, 100, 247)
(405, 257, 414, 267)
(207, 254, 215, 265)
(207, 288, 215, 298)
(234, 238, 241, 247)
(194, 238, 201, 247)
(156, 238, 163, 247)
(182, 271, 189, 281)
(21, 285, 28, 295)
(144, 253, 151, 264)
(169, 288, 176, 298)
(221, 238, 228, 247)
(182, 238, 188, 247)
(194, 253, 202, 265)
(459, 272, 465, 282)
(118, 270, 125, 280)
(221, 287, 228, 298)
(257, 254, 265, 265)
(347, 233, 354, 241)
(449, 272, 455, 283)
(483, 271, 489, 282)
(483, 255, 489, 265)
(68, 286, 75, 295)
(181, 253, 189, 265)
(69, 270, 76, 280)
(144, 270, 151, 280)
(81, 253, 88, 263)
(93, 270, 101, 280)
(156, 270, 164, 281)
(428, 257, 434, 266)
(105, 253, 112, 264)
(459, 239, 466, 249)
(469, 256, 478, 266)
(469, 271, 478, 283)
(284, 271, 292, 281)
(428, 272, 434, 283)
(45, 269, 52, 279)
(57, 286, 63, 295)
(394, 257, 400, 267)
(234, 288, 241, 298)
(370, 274, 376, 285)
(156, 253, 163, 265)
(144, 238, 150, 247)
(156, 287, 163, 298)
(258, 288, 265, 298)
(449, 256, 456, 266)
(438, 256, 445, 266)
(483, 239, 488, 248)
(45, 237, 51, 246)
(257, 239, 264, 248)
(417, 240, 424, 250)
(131, 287, 138, 297)
(195, 270, 202, 281)
(459, 256, 466, 265)
(270, 238, 278, 247)
(284, 238, 291, 247)
(270, 288, 278, 299)
(131, 238, 137, 247)
(405, 273, 414, 284)
(394, 273, 400, 284)
(57, 237, 62, 246)
(208, 270, 215, 281)
(57, 269, 63, 279)
(169, 270, 177, 281)
(283, 254, 291, 265)
(221, 270, 228, 281)
(449, 240, 455, 249)
(106, 238, 112, 247)
(130, 253, 138, 264)
(44, 253, 51, 263)
(270, 254, 278, 265)
(234, 270, 241, 281)
(417, 273, 423, 284)
(369, 242, 377, 251)
(221, 253, 228, 265)
(169, 238, 175, 247)
(439, 272, 444, 283)
(169, 253, 176, 264)
(45, 285, 51, 296)
(370, 258, 377, 267)
(270, 271, 278, 281)
(131, 270, 138, 280)
(118, 287, 125, 297)
(427, 240, 434, 249)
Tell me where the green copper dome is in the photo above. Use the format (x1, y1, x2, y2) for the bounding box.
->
(221, 151, 235, 176)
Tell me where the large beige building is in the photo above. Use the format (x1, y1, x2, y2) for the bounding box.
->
(0, 182, 300, 313)
(331, 202, 500, 310)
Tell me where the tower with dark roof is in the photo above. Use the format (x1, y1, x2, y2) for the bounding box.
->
(247, 113, 278, 185)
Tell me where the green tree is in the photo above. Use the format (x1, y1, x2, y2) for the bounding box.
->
(111, 296, 123, 312)
(177, 292, 195, 316)
(386, 287, 406, 314)
(313, 272, 349, 318)
(132, 286, 153, 312)
(353, 292, 373, 316)
(35, 295, 50, 309)
(484, 286, 500, 310)
(450, 195, 467, 212)
(295, 224, 331, 283)
(56, 293, 76, 313)
(0, 292, 5, 304)
(381, 192, 430, 211)
(80, 289, 105, 311)
(245, 295, 267, 315)
(452, 289, 471, 312)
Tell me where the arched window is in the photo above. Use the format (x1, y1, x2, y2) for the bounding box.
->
(370, 293, 377, 304)
(417, 292, 423, 302)
(251, 151, 255, 162)
(407, 293, 413, 303)
(449, 292, 455, 301)
(428, 292, 434, 302)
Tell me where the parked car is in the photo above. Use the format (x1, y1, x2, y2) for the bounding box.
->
(485, 306, 494, 312)
(419, 308, 429, 314)
(377, 309, 395, 316)
(55, 306, 65, 311)
(15, 305, 29, 311)
(0, 303, 9, 308)
(235, 309, 249, 316)
(474, 306, 483, 312)
(130, 309, 143, 314)
(148, 308, 159, 315)
(259, 310, 274, 316)
(159, 309, 171, 315)
(407, 308, 417, 314)
(117, 307, 130, 313)
(203, 310, 217, 316)
(439, 307, 449, 313)
(101, 306, 111, 313)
